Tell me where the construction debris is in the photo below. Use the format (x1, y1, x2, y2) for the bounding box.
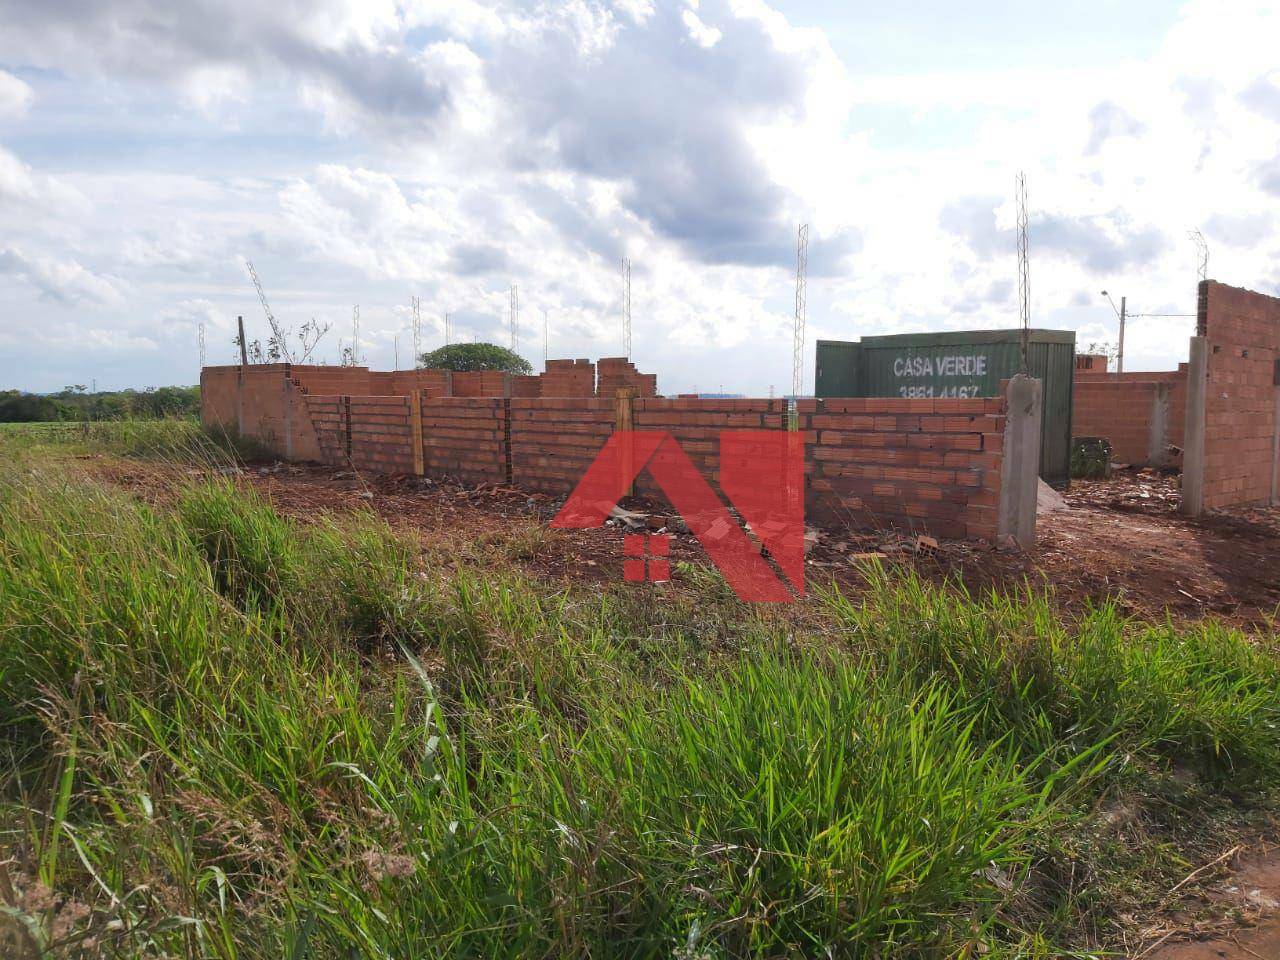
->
(1036, 479, 1068, 515)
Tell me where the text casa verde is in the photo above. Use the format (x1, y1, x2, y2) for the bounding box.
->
(891, 354, 988, 399)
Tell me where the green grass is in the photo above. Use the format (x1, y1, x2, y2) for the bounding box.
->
(1, 451, 1279, 957)
(0, 417, 262, 463)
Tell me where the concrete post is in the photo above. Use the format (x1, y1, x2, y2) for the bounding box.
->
(236, 365, 245, 439)
(1181, 336, 1208, 517)
(1148, 382, 1170, 468)
(997, 374, 1042, 550)
(282, 368, 294, 461)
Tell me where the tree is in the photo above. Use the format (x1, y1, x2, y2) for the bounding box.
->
(0, 391, 71, 422)
(419, 342, 532, 375)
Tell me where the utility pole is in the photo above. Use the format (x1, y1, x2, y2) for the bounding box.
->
(1118, 295, 1126, 374)
(445, 312, 452, 346)
(237, 315, 249, 365)
(1101, 291, 1127, 373)
(542, 307, 549, 366)
(198, 321, 206, 368)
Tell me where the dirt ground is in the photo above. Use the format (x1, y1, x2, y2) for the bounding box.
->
(88, 457, 1280, 630)
(1145, 848, 1280, 960)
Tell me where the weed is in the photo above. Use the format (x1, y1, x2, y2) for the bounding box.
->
(2, 456, 1279, 957)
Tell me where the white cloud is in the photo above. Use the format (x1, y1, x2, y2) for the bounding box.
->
(0, 70, 32, 118)
(1, 0, 1280, 393)
(0, 246, 124, 306)
(0, 145, 87, 214)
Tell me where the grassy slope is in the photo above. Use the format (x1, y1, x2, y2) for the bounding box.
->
(1, 425, 1278, 958)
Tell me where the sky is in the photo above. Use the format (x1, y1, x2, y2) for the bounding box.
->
(1, 0, 1278, 395)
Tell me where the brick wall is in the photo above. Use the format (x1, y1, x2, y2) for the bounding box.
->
(1071, 364, 1188, 467)
(1075, 354, 1109, 372)
(294, 392, 1012, 541)
(304, 396, 348, 465)
(801, 397, 1005, 541)
(597, 357, 658, 398)
(199, 366, 240, 430)
(542, 359, 597, 397)
(199, 364, 327, 459)
(1199, 280, 1280, 510)
(348, 397, 416, 474)
(235, 366, 290, 450)
(511, 375, 542, 398)
(420, 397, 509, 485)
(451, 371, 511, 397)
(510, 398, 614, 494)
(631, 398, 788, 496)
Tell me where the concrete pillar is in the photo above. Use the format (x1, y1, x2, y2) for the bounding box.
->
(282, 368, 294, 461)
(1181, 336, 1208, 517)
(997, 374, 1042, 550)
(1148, 382, 1170, 468)
(236, 365, 245, 439)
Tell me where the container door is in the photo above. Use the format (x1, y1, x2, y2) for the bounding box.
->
(814, 341, 861, 397)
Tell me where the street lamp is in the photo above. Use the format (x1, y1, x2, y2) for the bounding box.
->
(1100, 290, 1127, 373)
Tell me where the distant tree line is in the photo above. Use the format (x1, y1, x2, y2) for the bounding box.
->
(0, 385, 201, 423)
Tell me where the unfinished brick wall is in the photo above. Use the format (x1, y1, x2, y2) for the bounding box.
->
(200, 366, 240, 431)
(1196, 280, 1280, 509)
(236, 365, 292, 451)
(420, 397, 509, 485)
(197, 365, 326, 459)
(511, 375, 542, 398)
(366, 370, 452, 397)
(510, 398, 614, 494)
(200, 358, 657, 457)
(1075, 354, 1109, 373)
(631, 399, 788, 497)
(597, 358, 658, 398)
(294, 366, 373, 396)
(295, 392, 1012, 541)
(801, 397, 1005, 541)
(451, 371, 511, 397)
(509, 364, 598, 399)
(1072, 373, 1187, 467)
(544, 360, 597, 397)
(304, 396, 347, 465)
(205, 360, 1032, 542)
(348, 397, 416, 474)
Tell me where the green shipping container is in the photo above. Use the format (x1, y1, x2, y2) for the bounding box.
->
(814, 328, 1076, 487)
